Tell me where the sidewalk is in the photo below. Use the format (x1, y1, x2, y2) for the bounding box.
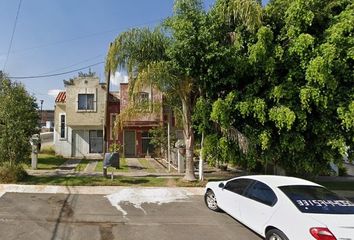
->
(0, 184, 205, 198)
(26, 156, 245, 180)
(26, 158, 185, 178)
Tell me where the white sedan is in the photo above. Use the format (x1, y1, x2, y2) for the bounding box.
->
(205, 175, 354, 240)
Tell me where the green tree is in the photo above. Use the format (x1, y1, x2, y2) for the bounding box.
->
(208, 0, 354, 175)
(149, 126, 177, 158)
(0, 74, 38, 167)
(106, 0, 207, 181)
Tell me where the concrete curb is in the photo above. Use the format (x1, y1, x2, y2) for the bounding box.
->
(0, 184, 205, 196)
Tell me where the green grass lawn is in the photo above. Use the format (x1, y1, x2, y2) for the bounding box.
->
(24, 154, 67, 170)
(21, 175, 168, 186)
(138, 158, 157, 173)
(95, 157, 128, 172)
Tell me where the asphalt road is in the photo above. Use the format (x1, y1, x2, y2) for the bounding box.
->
(0, 192, 261, 240)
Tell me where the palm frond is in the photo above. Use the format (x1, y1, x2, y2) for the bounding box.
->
(215, 0, 263, 32)
(105, 28, 168, 75)
(219, 124, 249, 154)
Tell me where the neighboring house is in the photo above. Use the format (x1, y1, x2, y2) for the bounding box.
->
(39, 110, 54, 132)
(54, 76, 107, 158)
(106, 83, 163, 157)
(106, 91, 120, 150)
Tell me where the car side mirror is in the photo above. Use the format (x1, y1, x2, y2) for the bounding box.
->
(218, 183, 225, 189)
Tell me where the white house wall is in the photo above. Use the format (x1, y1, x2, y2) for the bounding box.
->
(54, 126, 73, 157)
(54, 126, 103, 159)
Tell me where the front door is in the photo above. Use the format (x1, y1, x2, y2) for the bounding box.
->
(72, 130, 85, 157)
(89, 130, 103, 153)
(124, 130, 136, 156)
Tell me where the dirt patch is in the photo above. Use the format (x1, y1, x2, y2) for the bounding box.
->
(166, 178, 177, 187)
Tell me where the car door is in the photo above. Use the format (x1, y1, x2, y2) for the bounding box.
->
(217, 178, 254, 220)
(239, 181, 278, 235)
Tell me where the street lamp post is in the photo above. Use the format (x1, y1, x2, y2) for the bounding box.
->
(40, 100, 44, 128)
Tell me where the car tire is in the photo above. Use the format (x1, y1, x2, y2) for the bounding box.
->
(265, 229, 289, 240)
(204, 189, 220, 212)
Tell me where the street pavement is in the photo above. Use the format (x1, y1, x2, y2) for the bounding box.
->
(0, 190, 262, 240)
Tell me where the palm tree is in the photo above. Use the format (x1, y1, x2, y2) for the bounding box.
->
(105, 0, 263, 181)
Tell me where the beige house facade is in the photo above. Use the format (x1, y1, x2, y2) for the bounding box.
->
(54, 76, 107, 158)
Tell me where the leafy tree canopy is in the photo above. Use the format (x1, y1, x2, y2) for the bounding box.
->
(0, 73, 39, 167)
(203, 0, 354, 175)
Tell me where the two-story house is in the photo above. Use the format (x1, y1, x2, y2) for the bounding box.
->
(106, 83, 163, 157)
(54, 76, 107, 158)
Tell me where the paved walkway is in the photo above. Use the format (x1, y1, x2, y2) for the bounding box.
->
(26, 157, 185, 178)
(148, 158, 169, 173)
(83, 160, 98, 173)
(58, 159, 81, 170)
(126, 158, 145, 172)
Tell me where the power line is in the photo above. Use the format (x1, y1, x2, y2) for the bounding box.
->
(0, 18, 163, 57)
(40, 53, 105, 75)
(9, 61, 104, 79)
(2, 0, 22, 71)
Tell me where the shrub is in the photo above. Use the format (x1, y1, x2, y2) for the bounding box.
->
(0, 163, 28, 183)
(109, 143, 122, 153)
(338, 165, 348, 176)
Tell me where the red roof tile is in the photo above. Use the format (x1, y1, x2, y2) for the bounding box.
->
(55, 91, 66, 103)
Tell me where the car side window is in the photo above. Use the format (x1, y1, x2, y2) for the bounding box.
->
(224, 179, 253, 196)
(245, 181, 277, 206)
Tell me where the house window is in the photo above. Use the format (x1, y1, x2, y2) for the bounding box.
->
(141, 131, 154, 155)
(110, 114, 117, 140)
(137, 92, 149, 103)
(78, 94, 94, 110)
(89, 130, 103, 153)
(59, 114, 66, 139)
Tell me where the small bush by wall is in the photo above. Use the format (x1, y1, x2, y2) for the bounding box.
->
(0, 163, 28, 183)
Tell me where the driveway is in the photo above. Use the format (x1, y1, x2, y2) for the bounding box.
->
(0, 190, 261, 240)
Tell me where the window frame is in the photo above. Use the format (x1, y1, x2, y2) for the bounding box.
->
(141, 131, 153, 155)
(137, 92, 149, 103)
(134, 91, 152, 112)
(77, 93, 96, 112)
(59, 113, 66, 140)
(89, 130, 103, 153)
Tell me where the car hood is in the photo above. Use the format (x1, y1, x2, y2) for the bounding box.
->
(308, 214, 354, 239)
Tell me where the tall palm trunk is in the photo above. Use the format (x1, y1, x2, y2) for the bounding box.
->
(181, 94, 196, 181)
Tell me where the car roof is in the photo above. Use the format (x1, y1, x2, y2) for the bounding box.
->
(235, 175, 321, 188)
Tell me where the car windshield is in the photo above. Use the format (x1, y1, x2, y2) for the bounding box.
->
(279, 185, 354, 214)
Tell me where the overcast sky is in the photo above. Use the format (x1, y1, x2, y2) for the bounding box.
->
(0, 0, 268, 110)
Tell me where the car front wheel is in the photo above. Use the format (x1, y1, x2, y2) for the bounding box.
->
(204, 189, 220, 211)
(265, 229, 289, 240)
